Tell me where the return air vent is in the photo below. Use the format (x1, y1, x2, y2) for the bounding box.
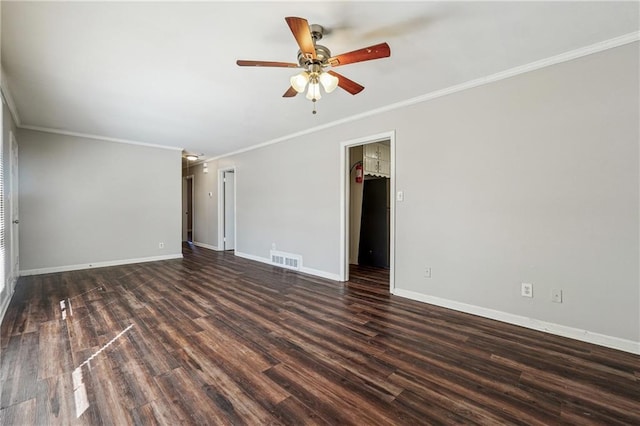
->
(270, 250, 302, 271)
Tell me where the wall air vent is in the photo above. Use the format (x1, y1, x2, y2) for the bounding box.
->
(270, 250, 302, 271)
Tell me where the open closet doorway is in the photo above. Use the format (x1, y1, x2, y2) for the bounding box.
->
(341, 131, 395, 293)
(218, 168, 236, 251)
(182, 176, 194, 243)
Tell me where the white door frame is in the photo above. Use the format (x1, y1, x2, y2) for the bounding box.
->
(8, 131, 19, 291)
(340, 130, 396, 293)
(217, 166, 236, 251)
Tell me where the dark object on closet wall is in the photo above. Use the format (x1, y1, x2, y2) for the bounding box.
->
(358, 177, 390, 268)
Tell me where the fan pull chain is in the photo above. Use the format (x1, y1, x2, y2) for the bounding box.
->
(312, 99, 317, 114)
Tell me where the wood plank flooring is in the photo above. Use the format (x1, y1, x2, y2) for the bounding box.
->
(1, 244, 639, 425)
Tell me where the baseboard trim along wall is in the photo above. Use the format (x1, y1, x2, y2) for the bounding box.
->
(232, 250, 639, 354)
(393, 288, 640, 355)
(235, 251, 342, 282)
(20, 254, 184, 276)
(0, 290, 14, 326)
(192, 241, 221, 251)
(0, 276, 20, 323)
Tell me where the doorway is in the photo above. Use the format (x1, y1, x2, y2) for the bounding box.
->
(218, 168, 236, 251)
(341, 131, 395, 292)
(182, 176, 194, 243)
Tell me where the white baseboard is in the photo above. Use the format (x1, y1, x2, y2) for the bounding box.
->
(20, 254, 184, 276)
(234, 251, 264, 263)
(235, 251, 341, 281)
(0, 290, 12, 325)
(299, 266, 341, 281)
(0, 275, 19, 323)
(192, 242, 221, 251)
(393, 288, 640, 355)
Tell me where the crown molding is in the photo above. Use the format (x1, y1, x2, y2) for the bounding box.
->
(6, 31, 638, 161)
(0, 68, 22, 126)
(1, 67, 183, 151)
(206, 31, 640, 163)
(19, 125, 184, 151)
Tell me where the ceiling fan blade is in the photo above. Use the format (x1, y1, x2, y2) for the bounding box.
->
(327, 70, 364, 95)
(236, 60, 300, 68)
(328, 42, 390, 67)
(283, 86, 298, 97)
(285, 17, 317, 60)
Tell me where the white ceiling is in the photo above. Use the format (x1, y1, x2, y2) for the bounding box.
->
(2, 1, 638, 159)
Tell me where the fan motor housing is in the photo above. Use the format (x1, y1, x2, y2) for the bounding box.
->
(298, 44, 332, 67)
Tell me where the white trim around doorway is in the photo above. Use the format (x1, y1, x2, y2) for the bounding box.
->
(217, 166, 237, 252)
(339, 130, 396, 293)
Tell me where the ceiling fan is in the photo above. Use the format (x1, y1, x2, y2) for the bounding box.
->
(236, 17, 391, 114)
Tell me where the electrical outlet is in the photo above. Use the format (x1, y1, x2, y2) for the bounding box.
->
(159, 242, 165, 249)
(424, 267, 432, 278)
(551, 288, 563, 303)
(521, 282, 533, 298)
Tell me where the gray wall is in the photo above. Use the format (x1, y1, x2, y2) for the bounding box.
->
(18, 129, 182, 271)
(393, 44, 638, 342)
(217, 136, 340, 274)
(203, 43, 638, 344)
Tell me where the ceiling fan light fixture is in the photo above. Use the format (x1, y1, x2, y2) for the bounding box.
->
(319, 71, 339, 93)
(290, 71, 309, 93)
(306, 81, 322, 101)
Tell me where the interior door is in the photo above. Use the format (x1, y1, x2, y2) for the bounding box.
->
(9, 133, 19, 283)
(223, 171, 235, 250)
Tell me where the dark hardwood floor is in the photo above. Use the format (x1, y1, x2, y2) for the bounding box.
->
(1, 244, 639, 425)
